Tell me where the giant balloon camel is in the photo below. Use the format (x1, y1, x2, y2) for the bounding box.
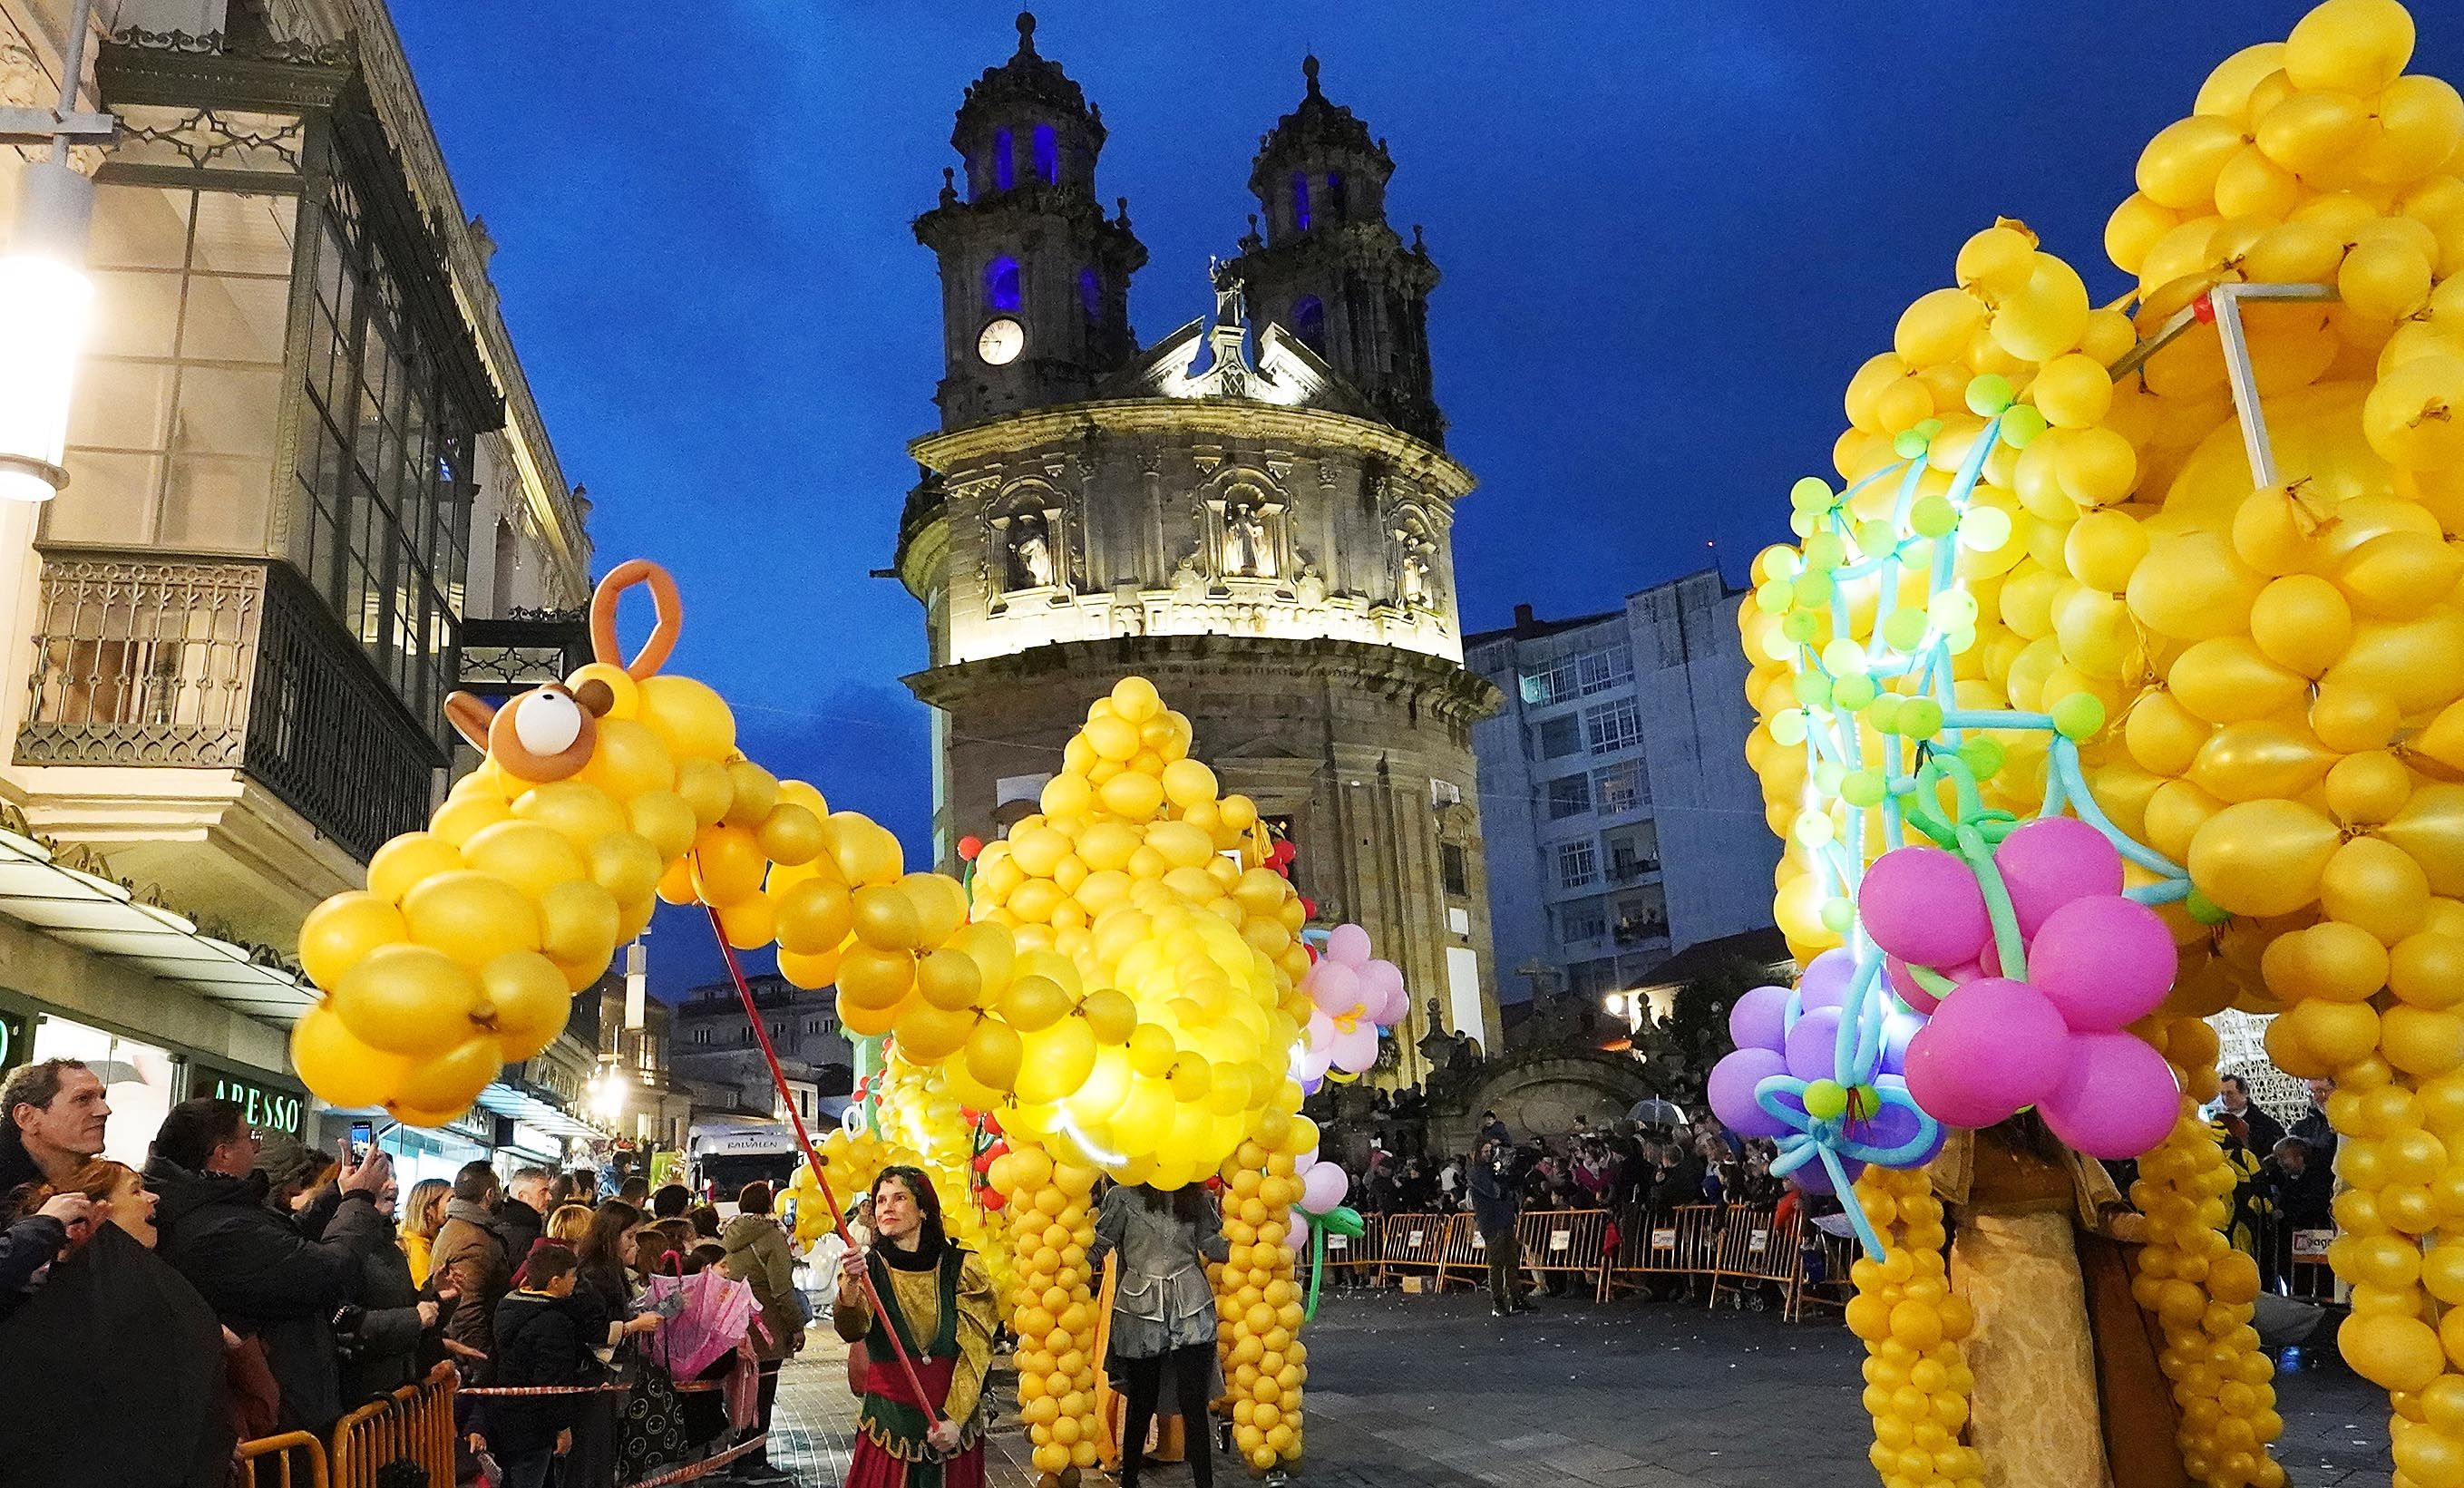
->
(1736, 1, 2464, 1484)
(288, 559, 1329, 1480)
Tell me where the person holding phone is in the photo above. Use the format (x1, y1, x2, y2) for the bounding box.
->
(1088, 1182, 1231, 1488)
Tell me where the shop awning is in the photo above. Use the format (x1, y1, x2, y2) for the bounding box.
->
(0, 825, 315, 1022)
(473, 1078, 607, 1142)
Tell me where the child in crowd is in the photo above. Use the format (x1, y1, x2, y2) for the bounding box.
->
(489, 1243, 599, 1488)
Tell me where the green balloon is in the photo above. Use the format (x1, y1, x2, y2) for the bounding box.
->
(1964, 374, 2015, 417)
(1321, 1206, 1367, 1239)
(1999, 404, 2048, 450)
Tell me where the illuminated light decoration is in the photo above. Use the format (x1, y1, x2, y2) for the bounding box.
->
(0, 0, 112, 504)
(983, 254, 1021, 313)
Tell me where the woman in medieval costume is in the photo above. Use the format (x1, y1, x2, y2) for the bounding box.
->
(1934, 1114, 2185, 1488)
(834, 1166, 995, 1488)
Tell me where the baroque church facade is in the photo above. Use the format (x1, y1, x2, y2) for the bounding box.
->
(892, 15, 1503, 1072)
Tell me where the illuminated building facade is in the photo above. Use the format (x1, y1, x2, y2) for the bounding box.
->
(895, 17, 1502, 1074)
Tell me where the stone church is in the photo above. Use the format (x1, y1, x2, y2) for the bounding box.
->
(892, 15, 1504, 1073)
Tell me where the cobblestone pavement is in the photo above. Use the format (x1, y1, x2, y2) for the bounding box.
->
(767, 1288, 2391, 1487)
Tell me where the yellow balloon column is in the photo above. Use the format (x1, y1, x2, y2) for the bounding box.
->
(987, 1144, 1104, 1484)
(1844, 1166, 1978, 1488)
(1743, 1, 2464, 1483)
(1214, 1139, 1310, 1473)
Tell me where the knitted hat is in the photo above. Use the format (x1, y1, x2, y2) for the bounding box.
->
(253, 1133, 330, 1192)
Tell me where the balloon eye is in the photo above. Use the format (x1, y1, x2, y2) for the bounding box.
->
(513, 690, 583, 756)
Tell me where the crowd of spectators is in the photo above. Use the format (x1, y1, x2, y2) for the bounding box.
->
(1352, 1109, 1790, 1225)
(0, 1056, 809, 1488)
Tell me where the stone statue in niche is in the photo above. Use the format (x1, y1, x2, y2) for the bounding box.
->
(1295, 565, 1326, 607)
(1224, 500, 1275, 579)
(1400, 553, 1429, 609)
(1008, 513, 1054, 588)
(1172, 554, 1207, 602)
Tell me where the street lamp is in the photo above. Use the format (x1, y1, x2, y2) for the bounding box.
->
(0, 0, 114, 503)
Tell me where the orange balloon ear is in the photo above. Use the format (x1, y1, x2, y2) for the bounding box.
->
(444, 692, 496, 751)
(589, 559, 683, 680)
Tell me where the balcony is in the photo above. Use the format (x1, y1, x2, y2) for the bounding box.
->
(458, 609, 590, 703)
(15, 551, 443, 920)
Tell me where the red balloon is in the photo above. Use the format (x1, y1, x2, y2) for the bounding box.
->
(957, 835, 984, 861)
(1300, 896, 1318, 918)
(1272, 841, 1298, 865)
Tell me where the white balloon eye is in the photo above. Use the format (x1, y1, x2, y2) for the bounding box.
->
(512, 689, 584, 756)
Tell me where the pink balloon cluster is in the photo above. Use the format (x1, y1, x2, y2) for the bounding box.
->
(1287, 1146, 1351, 1250)
(1867, 818, 2184, 1160)
(1297, 923, 1407, 1083)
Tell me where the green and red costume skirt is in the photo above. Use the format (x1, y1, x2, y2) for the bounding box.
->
(846, 1247, 985, 1488)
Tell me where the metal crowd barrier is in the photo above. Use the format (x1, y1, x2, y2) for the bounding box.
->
(233, 1432, 327, 1488)
(331, 1361, 457, 1488)
(1378, 1211, 1453, 1292)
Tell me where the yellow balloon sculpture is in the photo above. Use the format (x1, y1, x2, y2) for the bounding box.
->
(1745, 2, 2464, 1483)
(293, 559, 1320, 1482)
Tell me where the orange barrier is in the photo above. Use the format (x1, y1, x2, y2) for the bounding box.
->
(331, 1361, 456, 1488)
(1706, 1203, 1795, 1312)
(1601, 1204, 1723, 1300)
(233, 1431, 327, 1488)
(1320, 1213, 1382, 1273)
(1378, 1212, 1452, 1291)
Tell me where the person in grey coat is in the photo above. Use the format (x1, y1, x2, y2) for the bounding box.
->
(1087, 1182, 1231, 1488)
(1468, 1138, 1525, 1317)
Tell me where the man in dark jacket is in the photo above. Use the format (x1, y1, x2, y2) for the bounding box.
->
(494, 1165, 553, 1263)
(0, 1059, 111, 1222)
(2217, 1075, 2287, 1156)
(145, 1097, 393, 1435)
(1468, 1138, 1524, 1318)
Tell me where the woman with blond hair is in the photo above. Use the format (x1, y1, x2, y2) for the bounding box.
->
(399, 1177, 450, 1287)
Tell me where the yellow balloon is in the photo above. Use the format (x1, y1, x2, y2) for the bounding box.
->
(635, 674, 735, 761)
(330, 943, 482, 1058)
(460, 821, 588, 901)
(2284, 0, 2414, 95)
(299, 890, 408, 991)
(589, 832, 666, 908)
(965, 1017, 1025, 1093)
(511, 781, 628, 850)
(2383, 786, 2464, 896)
(290, 1005, 412, 1108)
(572, 717, 673, 800)
(1099, 770, 1165, 822)
(690, 823, 767, 908)
(366, 833, 465, 907)
(539, 879, 620, 969)
(2188, 800, 2342, 918)
(915, 947, 985, 1011)
(755, 802, 825, 866)
(1017, 1017, 1098, 1106)
(402, 871, 541, 968)
(479, 951, 574, 1061)
(673, 758, 733, 827)
(1160, 757, 1218, 810)
(628, 791, 699, 861)
(389, 1036, 504, 1119)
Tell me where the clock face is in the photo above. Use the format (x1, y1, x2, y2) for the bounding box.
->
(978, 317, 1025, 365)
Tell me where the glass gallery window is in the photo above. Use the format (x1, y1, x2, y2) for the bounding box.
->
(295, 170, 475, 726)
(55, 184, 294, 549)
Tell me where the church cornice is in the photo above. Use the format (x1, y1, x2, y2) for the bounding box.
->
(908, 398, 1472, 501)
(903, 633, 1504, 725)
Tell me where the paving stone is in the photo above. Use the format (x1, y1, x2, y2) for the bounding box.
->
(766, 1288, 2392, 1487)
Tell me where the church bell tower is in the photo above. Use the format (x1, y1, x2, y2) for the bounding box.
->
(914, 12, 1146, 430)
(1231, 56, 1444, 446)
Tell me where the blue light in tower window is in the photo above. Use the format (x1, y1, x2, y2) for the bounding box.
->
(994, 128, 1015, 191)
(1290, 171, 1310, 231)
(1293, 295, 1325, 351)
(1034, 123, 1059, 184)
(1328, 171, 1348, 216)
(1079, 267, 1101, 319)
(986, 256, 1021, 312)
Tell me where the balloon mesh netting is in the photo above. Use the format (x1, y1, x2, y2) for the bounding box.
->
(1736, 1, 2464, 1484)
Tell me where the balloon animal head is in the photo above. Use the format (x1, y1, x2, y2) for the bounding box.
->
(443, 559, 683, 783)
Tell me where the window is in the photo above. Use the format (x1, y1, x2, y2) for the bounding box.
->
(1546, 773, 1591, 820)
(1327, 170, 1349, 216)
(1579, 644, 1634, 695)
(286, 173, 476, 730)
(1290, 170, 1311, 231)
(1292, 295, 1325, 352)
(1520, 655, 1577, 706)
(770, 1022, 786, 1042)
(1594, 761, 1646, 814)
(63, 185, 296, 554)
(740, 1028, 754, 1045)
(693, 1028, 711, 1045)
(1442, 842, 1469, 897)
(1079, 266, 1101, 321)
(805, 1019, 821, 1036)
(1557, 840, 1598, 890)
(984, 256, 1021, 312)
(1584, 699, 1642, 755)
(1033, 123, 1059, 184)
(1537, 715, 1581, 759)
(1570, 958, 1618, 998)
(1606, 824, 1660, 882)
(1556, 899, 1607, 944)
(993, 127, 1015, 190)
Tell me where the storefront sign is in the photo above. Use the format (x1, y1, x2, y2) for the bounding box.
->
(190, 1062, 303, 1139)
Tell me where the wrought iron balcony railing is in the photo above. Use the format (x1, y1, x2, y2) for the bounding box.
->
(17, 550, 443, 861)
(458, 608, 589, 701)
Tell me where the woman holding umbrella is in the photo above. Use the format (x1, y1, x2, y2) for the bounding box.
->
(834, 1167, 995, 1487)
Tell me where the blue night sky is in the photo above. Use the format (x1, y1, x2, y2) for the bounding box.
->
(391, 2, 2459, 995)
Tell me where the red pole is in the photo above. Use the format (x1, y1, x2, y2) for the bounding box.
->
(700, 902, 942, 1429)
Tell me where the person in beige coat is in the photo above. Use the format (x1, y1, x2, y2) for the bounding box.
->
(720, 1182, 804, 1484)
